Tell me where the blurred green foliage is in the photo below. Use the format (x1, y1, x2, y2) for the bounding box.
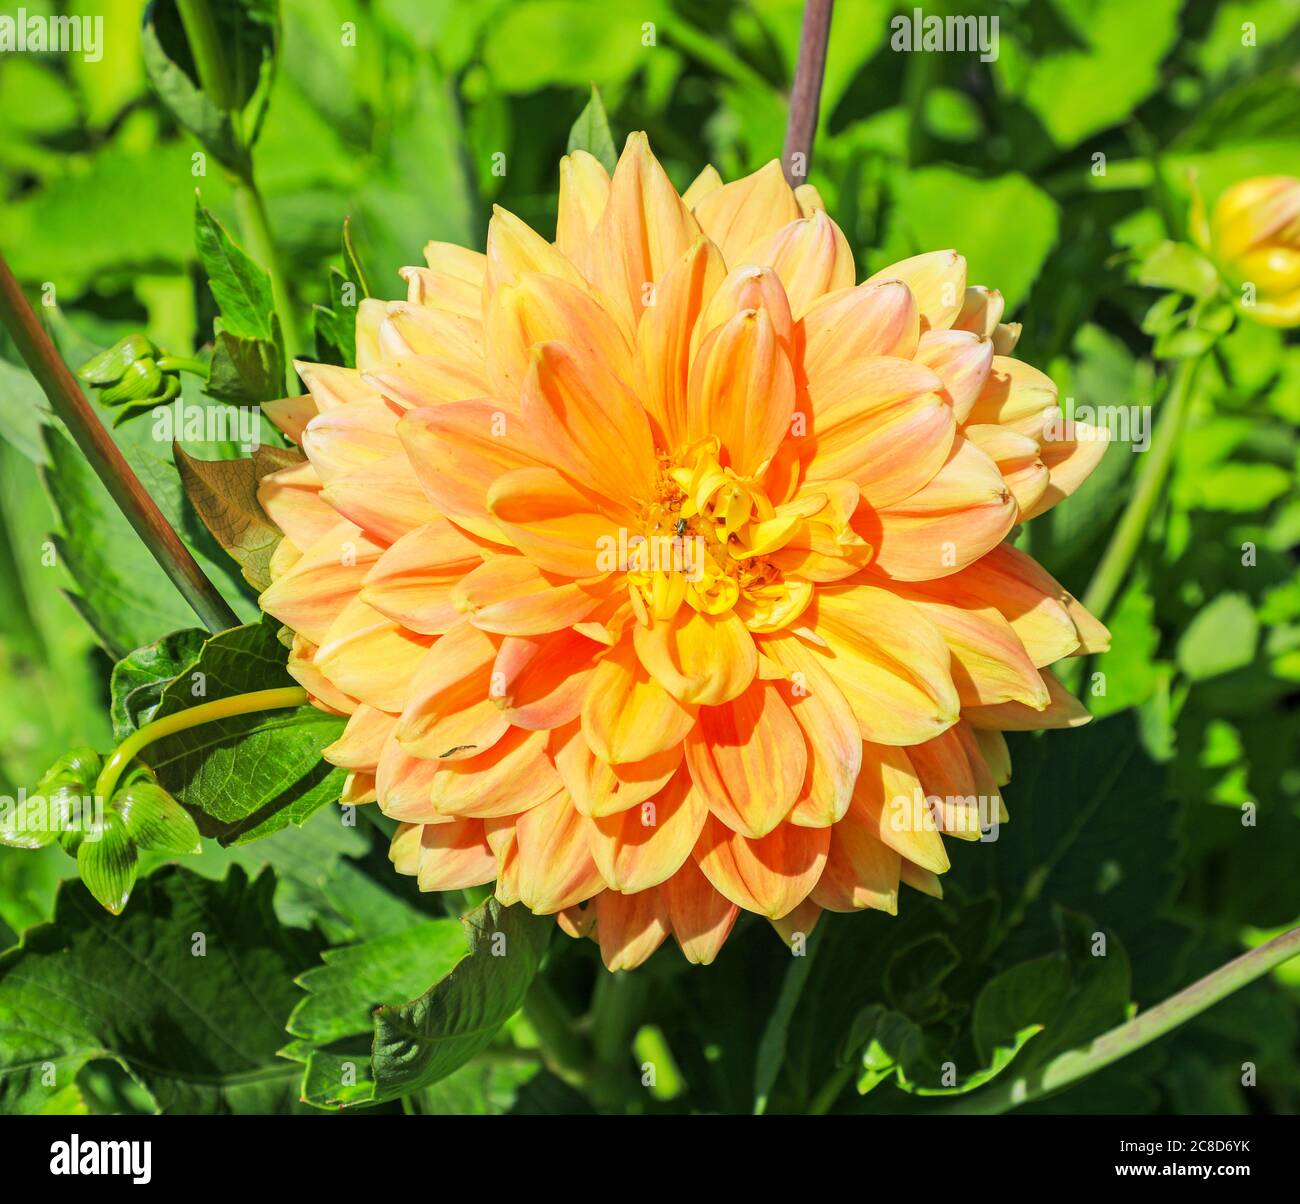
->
(0, 0, 1298, 1116)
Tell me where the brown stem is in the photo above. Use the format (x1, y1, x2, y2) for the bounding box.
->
(782, 0, 835, 187)
(0, 250, 239, 634)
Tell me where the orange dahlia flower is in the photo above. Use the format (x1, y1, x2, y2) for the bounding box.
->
(257, 134, 1110, 970)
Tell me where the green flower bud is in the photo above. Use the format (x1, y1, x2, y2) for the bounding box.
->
(77, 333, 156, 384)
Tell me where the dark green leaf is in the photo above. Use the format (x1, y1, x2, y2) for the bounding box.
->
(110, 629, 208, 739)
(76, 810, 138, 915)
(194, 199, 276, 341)
(0, 865, 323, 1113)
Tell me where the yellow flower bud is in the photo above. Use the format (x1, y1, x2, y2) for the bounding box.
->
(1207, 176, 1300, 327)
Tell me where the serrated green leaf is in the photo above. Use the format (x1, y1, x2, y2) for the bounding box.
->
(205, 326, 284, 404)
(131, 621, 346, 843)
(194, 200, 276, 341)
(288, 919, 467, 1045)
(299, 897, 550, 1107)
(110, 629, 208, 739)
(567, 83, 617, 173)
(0, 865, 323, 1113)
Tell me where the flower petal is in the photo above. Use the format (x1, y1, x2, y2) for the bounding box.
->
(693, 815, 829, 919)
(864, 250, 967, 330)
(487, 466, 626, 577)
(812, 584, 961, 745)
(661, 857, 739, 964)
(582, 640, 698, 764)
(361, 519, 487, 636)
(587, 765, 706, 892)
(513, 793, 604, 913)
(801, 281, 920, 377)
(595, 888, 671, 971)
(633, 607, 758, 706)
(684, 681, 807, 838)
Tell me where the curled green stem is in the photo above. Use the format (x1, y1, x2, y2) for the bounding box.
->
(94, 686, 307, 801)
(1082, 354, 1204, 621)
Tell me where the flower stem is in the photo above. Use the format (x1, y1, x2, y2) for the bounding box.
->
(231, 168, 304, 389)
(176, 0, 302, 387)
(781, 0, 834, 186)
(1081, 354, 1203, 621)
(0, 251, 239, 635)
(94, 686, 307, 801)
(522, 976, 590, 1080)
(948, 924, 1300, 1115)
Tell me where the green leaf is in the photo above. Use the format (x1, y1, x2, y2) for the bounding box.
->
(141, 2, 242, 171)
(0, 865, 323, 1113)
(110, 629, 208, 740)
(567, 84, 618, 173)
(1177, 593, 1260, 681)
(0, 356, 50, 464)
(205, 326, 285, 404)
(121, 620, 346, 844)
(298, 897, 551, 1108)
(175, 445, 292, 591)
(1136, 240, 1221, 297)
(194, 200, 276, 341)
(288, 919, 467, 1046)
(753, 924, 822, 1113)
(884, 170, 1060, 310)
(76, 810, 139, 915)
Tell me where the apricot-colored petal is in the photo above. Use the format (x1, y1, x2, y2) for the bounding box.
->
(323, 704, 395, 772)
(691, 159, 800, 266)
(316, 597, 435, 713)
(891, 588, 1051, 709)
(854, 741, 950, 874)
(634, 237, 726, 452)
(684, 681, 807, 839)
(398, 401, 549, 544)
(487, 466, 626, 577)
(595, 888, 671, 971)
(361, 519, 487, 636)
(400, 265, 481, 319)
(965, 668, 1093, 731)
(1022, 421, 1111, 520)
(376, 734, 445, 821)
(693, 815, 829, 920)
(394, 622, 508, 760)
(452, 555, 606, 636)
(633, 607, 758, 706)
(812, 585, 961, 745)
(257, 459, 336, 550)
(752, 210, 855, 318)
(914, 329, 995, 422)
(424, 240, 487, 285)
(514, 793, 605, 913)
(964, 356, 1058, 438)
(417, 819, 497, 891)
(485, 272, 632, 400)
(804, 357, 954, 507)
(320, 452, 440, 544)
(262, 394, 316, 444)
(864, 250, 967, 330)
(493, 629, 600, 730)
(363, 355, 490, 409)
(811, 816, 901, 914)
(686, 307, 795, 476)
(582, 640, 698, 764)
(801, 281, 920, 378)
(484, 204, 587, 299)
(520, 340, 656, 503)
(860, 436, 1017, 581)
(587, 132, 702, 329)
(587, 765, 706, 892)
(556, 149, 611, 268)
(258, 520, 382, 644)
(952, 285, 1005, 339)
(301, 399, 402, 484)
(764, 633, 862, 827)
(429, 725, 564, 819)
(661, 857, 739, 964)
(964, 423, 1050, 518)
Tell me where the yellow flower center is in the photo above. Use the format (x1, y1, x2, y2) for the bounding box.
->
(625, 440, 813, 632)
